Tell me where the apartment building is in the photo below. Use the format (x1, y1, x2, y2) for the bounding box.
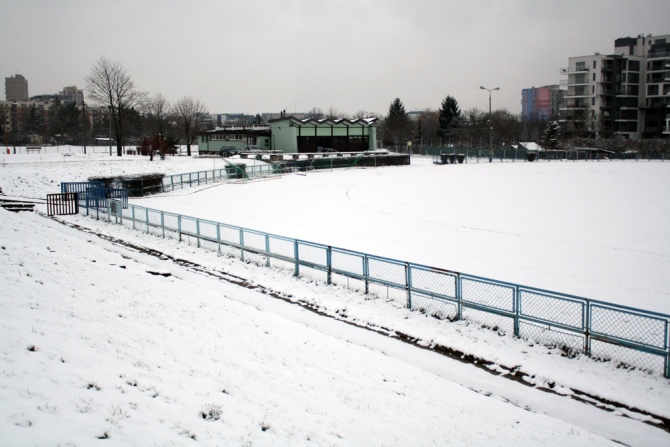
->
(521, 85, 564, 122)
(5, 74, 29, 101)
(560, 33, 670, 139)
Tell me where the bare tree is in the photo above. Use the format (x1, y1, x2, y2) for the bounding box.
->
(172, 96, 207, 156)
(306, 107, 324, 119)
(85, 57, 146, 156)
(353, 110, 379, 120)
(143, 93, 170, 135)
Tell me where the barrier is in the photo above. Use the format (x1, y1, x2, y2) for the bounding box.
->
(76, 199, 670, 378)
(46, 192, 78, 216)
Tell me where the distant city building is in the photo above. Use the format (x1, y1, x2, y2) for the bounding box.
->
(1, 75, 87, 143)
(5, 74, 29, 101)
(560, 33, 670, 139)
(521, 85, 563, 122)
(59, 86, 84, 105)
(212, 113, 256, 127)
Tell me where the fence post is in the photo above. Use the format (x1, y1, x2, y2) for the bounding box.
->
(456, 274, 463, 321)
(217, 223, 221, 255)
(171, 175, 174, 191)
(406, 263, 412, 309)
(364, 255, 369, 295)
(513, 286, 520, 337)
(294, 240, 300, 277)
(161, 211, 165, 238)
(145, 208, 149, 234)
(196, 218, 201, 248)
(265, 234, 271, 267)
(327, 246, 332, 285)
(131, 205, 136, 230)
(665, 321, 669, 378)
(584, 301, 592, 357)
(178, 215, 182, 241)
(239, 228, 245, 262)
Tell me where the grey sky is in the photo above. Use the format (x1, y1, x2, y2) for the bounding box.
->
(2, 0, 669, 117)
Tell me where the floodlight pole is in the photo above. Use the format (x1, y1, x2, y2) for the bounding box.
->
(480, 86, 500, 162)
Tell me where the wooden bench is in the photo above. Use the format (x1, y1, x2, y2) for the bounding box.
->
(26, 146, 42, 154)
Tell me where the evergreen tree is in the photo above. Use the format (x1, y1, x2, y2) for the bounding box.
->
(383, 98, 413, 148)
(542, 121, 561, 149)
(437, 95, 461, 144)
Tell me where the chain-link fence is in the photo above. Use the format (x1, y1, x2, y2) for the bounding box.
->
(77, 200, 670, 378)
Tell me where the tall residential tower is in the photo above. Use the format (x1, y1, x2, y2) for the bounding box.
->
(560, 33, 670, 139)
(5, 74, 29, 101)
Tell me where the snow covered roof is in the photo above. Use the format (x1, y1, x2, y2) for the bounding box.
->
(518, 142, 543, 151)
(270, 115, 378, 126)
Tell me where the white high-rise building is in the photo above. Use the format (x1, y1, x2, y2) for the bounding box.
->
(560, 34, 670, 140)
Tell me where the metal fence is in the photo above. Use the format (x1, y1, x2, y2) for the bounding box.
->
(46, 192, 79, 216)
(159, 163, 282, 193)
(61, 181, 105, 196)
(420, 147, 669, 162)
(85, 187, 129, 209)
(78, 200, 670, 378)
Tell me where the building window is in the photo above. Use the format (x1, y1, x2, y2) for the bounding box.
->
(576, 61, 586, 71)
(628, 60, 640, 72)
(593, 60, 597, 69)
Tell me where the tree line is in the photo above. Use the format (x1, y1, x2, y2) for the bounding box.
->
(0, 57, 210, 157)
(377, 97, 670, 155)
(5, 58, 667, 157)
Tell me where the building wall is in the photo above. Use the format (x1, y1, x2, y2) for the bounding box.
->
(522, 85, 562, 123)
(270, 117, 378, 153)
(5, 74, 29, 101)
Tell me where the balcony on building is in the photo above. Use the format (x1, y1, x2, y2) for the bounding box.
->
(560, 66, 590, 75)
(646, 97, 669, 109)
(648, 50, 670, 59)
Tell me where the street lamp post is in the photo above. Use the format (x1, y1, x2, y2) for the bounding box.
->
(480, 86, 500, 162)
(11, 101, 17, 154)
(108, 106, 112, 156)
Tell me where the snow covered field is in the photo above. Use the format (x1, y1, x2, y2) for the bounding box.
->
(1, 150, 669, 445)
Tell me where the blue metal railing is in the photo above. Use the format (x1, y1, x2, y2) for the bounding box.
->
(61, 181, 105, 197)
(78, 199, 670, 378)
(158, 164, 282, 193)
(85, 187, 129, 209)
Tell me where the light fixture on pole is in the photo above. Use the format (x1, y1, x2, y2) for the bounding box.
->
(480, 86, 500, 162)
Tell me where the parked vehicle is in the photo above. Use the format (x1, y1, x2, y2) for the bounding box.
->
(219, 146, 239, 157)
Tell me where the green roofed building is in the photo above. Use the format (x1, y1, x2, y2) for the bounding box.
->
(269, 115, 378, 153)
(198, 114, 378, 155)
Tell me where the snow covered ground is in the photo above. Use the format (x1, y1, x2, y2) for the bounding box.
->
(1, 150, 669, 445)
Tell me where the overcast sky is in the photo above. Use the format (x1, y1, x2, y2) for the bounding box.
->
(2, 0, 669, 117)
